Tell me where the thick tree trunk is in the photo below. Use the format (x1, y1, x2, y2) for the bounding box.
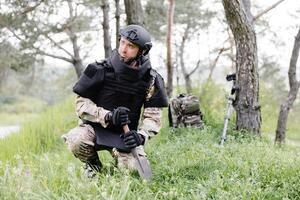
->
(124, 0, 144, 25)
(275, 28, 300, 144)
(101, 0, 112, 58)
(222, 0, 261, 135)
(166, 0, 175, 97)
(115, 0, 120, 48)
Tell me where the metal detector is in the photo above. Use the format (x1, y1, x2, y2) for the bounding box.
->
(220, 73, 237, 146)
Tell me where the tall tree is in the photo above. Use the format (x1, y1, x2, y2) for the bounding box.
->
(222, 0, 261, 135)
(275, 28, 300, 144)
(101, 0, 112, 58)
(124, 0, 144, 25)
(0, 0, 97, 78)
(166, 0, 175, 97)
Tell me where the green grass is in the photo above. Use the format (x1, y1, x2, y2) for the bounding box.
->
(1, 91, 300, 199)
(0, 96, 77, 163)
(1, 123, 300, 199)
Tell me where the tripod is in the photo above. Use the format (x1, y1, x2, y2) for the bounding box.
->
(220, 73, 237, 146)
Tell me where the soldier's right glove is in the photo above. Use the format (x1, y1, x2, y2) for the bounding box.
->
(105, 107, 130, 126)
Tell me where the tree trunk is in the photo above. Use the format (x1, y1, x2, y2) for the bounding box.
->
(222, 0, 261, 135)
(115, 0, 120, 48)
(275, 28, 300, 144)
(124, 0, 144, 25)
(166, 0, 175, 97)
(179, 24, 192, 93)
(67, 1, 84, 78)
(101, 0, 112, 58)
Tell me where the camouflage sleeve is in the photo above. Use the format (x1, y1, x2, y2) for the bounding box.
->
(138, 107, 163, 144)
(75, 96, 110, 127)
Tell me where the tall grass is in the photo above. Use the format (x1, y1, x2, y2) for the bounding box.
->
(1, 124, 300, 199)
(0, 96, 77, 163)
(1, 86, 300, 199)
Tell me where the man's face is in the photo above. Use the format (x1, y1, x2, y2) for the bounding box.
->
(118, 37, 140, 62)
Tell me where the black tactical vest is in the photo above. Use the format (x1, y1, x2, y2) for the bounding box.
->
(92, 60, 152, 131)
(73, 50, 159, 151)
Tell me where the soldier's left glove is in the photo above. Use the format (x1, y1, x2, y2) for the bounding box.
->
(123, 130, 145, 149)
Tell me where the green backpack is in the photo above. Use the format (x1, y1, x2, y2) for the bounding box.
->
(168, 93, 204, 128)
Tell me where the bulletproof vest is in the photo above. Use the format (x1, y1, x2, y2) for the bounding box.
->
(73, 50, 166, 151)
(91, 51, 153, 131)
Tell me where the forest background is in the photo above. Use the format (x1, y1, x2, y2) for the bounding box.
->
(0, 0, 300, 199)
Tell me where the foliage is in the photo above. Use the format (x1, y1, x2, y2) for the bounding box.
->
(0, 0, 99, 75)
(144, 0, 215, 42)
(1, 86, 300, 199)
(1, 114, 300, 199)
(0, 96, 76, 162)
(0, 41, 35, 72)
(259, 55, 300, 141)
(144, 0, 167, 41)
(174, 0, 215, 30)
(0, 63, 76, 108)
(0, 41, 35, 91)
(259, 55, 287, 103)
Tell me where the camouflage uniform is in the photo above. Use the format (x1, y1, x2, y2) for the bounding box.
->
(63, 25, 168, 177)
(62, 83, 163, 171)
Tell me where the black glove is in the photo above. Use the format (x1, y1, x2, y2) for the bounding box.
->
(123, 130, 145, 149)
(105, 107, 130, 126)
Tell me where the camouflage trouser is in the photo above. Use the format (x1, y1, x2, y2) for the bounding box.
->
(62, 124, 147, 171)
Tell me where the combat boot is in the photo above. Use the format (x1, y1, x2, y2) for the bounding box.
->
(83, 157, 102, 178)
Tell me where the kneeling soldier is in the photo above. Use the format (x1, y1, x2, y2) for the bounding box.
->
(62, 24, 168, 178)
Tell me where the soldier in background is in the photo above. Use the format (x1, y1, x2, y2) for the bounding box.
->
(62, 25, 168, 178)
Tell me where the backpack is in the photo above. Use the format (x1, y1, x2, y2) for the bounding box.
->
(168, 93, 204, 128)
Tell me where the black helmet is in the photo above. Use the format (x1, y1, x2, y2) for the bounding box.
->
(119, 24, 152, 55)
